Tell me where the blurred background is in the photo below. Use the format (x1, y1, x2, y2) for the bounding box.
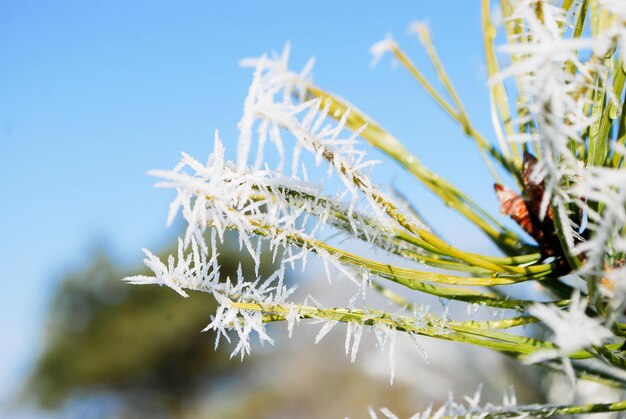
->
(1, 1, 555, 417)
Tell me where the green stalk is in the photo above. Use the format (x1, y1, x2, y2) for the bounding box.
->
(611, 71, 626, 168)
(234, 301, 556, 356)
(587, 65, 609, 168)
(470, 400, 626, 418)
(373, 280, 540, 331)
(250, 222, 529, 287)
(388, 43, 519, 182)
(271, 187, 517, 274)
(450, 316, 538, 330)
(305, 85, 532, 255)
(391, 229, 548, 272)
(232, 301, 626, 367)
(541, 360, 626, 389)
(501, 0, 539, 148)
(551, 200, 583, 270)
(272, 109, 544, 273)
(482, 0, 522, 174)
(598, 59, 624, 163)
(242, 222, 549, 309)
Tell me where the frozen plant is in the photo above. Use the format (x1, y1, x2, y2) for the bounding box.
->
(126, 0, 626, 416)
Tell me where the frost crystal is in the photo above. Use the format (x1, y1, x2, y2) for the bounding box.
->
(126, 2, 626, 416)
(498, 0, 626, 315)
(370, 35, 397, 67)
(526, 291, 612, 363)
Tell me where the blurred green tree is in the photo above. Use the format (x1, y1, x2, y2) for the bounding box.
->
(24, 233, 275, 416)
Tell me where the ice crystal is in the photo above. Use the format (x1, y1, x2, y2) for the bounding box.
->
(498, 0, 626, 315)
(526, 291, 612, 363)
(126, 2, 626, 415)
(370, 35, 397, 67)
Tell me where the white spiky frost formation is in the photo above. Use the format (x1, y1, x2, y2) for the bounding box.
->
(125, 0, 626, 415)
(124, 45, 434, 378)
(525, 291, 612, 381)
(370, 35, 398, 67)
(498, 0, 626, 317)
(367, 385, 578, 419)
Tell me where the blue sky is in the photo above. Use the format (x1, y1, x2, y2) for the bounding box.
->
(0, 1, 511, 407)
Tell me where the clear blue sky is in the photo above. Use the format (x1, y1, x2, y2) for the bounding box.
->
(0, 1, 511, 406)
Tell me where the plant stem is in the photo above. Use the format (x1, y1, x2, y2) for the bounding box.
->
(305, 85, 533, 255)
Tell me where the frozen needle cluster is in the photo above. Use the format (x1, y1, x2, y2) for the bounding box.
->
(127, 0, 626, 416)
